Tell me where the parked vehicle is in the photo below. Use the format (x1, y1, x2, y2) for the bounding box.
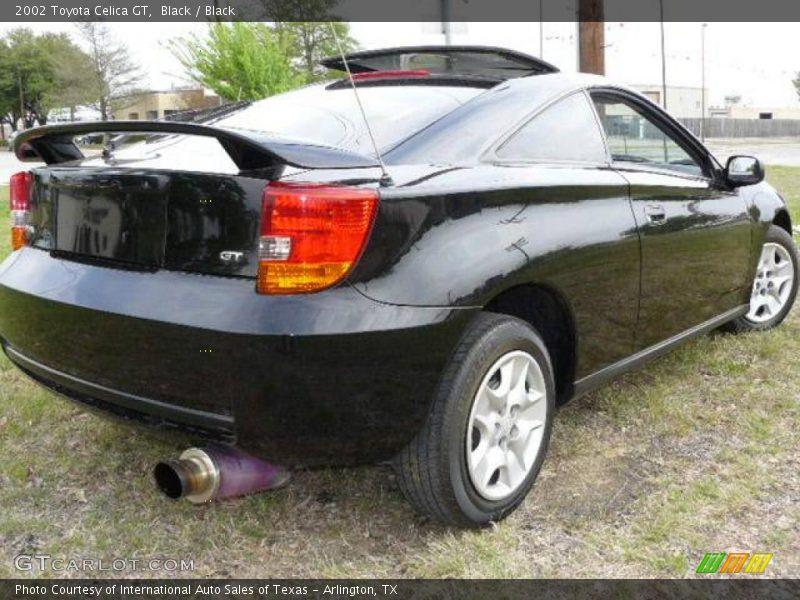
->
(75, 133, 107, 146)
(5, 130, 17, 151)
(2, 47, 797, 526)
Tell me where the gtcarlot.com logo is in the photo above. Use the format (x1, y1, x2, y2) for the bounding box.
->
(14, 554, 195, 573)
(696, 552, 773, 574)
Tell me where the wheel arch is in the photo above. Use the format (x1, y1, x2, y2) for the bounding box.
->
(484, 283, 577, 404)
(773, 208, 792, 235)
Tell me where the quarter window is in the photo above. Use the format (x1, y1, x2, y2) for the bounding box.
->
(590, 93, 704, 177)
(496, 92, 607, 163)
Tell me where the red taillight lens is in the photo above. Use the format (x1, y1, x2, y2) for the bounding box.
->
(10, 171, 33, 251)
(257, 182, 379, 294)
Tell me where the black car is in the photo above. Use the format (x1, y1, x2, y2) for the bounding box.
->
(3, 47, 797, 527)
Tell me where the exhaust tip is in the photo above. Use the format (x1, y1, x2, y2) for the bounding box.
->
(154, 446, 287, 504)
(154, 461, 187, 499)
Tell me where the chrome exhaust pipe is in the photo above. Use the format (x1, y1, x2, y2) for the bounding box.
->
(154, 445, 290, 503)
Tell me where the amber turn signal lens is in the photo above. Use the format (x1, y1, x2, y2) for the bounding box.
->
(11, 227, 28, 251)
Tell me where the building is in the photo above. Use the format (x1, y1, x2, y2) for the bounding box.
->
(631, 84, 707, 119)
(708, 105, 800, 120)
(48, 105, 103, 123)
(112, 88, 222, 121)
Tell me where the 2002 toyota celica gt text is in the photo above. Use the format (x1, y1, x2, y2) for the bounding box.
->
(2, 47, 797, 526)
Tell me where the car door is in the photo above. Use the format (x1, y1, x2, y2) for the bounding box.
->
(487, 90, 641, 377)
(590, 89, 752, 349)
(355, 89, 641, 379)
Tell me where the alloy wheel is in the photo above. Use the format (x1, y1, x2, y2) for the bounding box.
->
(466, 350, 548, 501)
(747, 242, 795, 323)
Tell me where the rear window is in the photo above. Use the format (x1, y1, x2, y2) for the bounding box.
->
(214, 83, 482, 154)
(71, 83, 482, 174)
(496, 92, 607, 163)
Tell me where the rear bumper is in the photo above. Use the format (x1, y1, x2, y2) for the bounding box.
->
(0, 248, 476, 465)
(4, 344, 236, 441)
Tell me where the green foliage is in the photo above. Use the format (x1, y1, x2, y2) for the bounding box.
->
(276, 22, 359, 84)
(255, 0, 360, 75)
(0, 28, 97, 128)
(0, 187, 9, 258)
(170, 21, 359, 101)
(0, 39, 16, 125)
(41, 33, 101, 119)
(170, 22, 301, 102)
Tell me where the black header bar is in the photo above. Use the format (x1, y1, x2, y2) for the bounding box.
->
(2, 579, 800, 600)
(4, 0, 800, 22)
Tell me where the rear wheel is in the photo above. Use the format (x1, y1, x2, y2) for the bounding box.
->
(728, 225, 798, 332)
(393, 313, 555, 527)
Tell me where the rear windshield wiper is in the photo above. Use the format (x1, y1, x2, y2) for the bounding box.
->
(98, 102, 255, 161)
(611, 154, 652, 164)
(164, 100, 252, 125)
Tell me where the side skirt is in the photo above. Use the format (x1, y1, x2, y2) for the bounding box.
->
(571, 305, 748, 399)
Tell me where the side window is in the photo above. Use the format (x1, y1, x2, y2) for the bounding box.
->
(496, 92, 607, 163)
(590, 93, 704, 177)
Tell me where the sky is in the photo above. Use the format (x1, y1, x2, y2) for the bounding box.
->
(1, 21, 798, 108)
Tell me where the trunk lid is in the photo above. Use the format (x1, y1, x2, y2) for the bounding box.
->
(31, 168, 266, 278)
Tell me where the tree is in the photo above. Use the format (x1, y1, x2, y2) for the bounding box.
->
(0, 38, 18, 132)
(169, 22, 301, 101)
(275, 22, 358, 84)
(254, 1, 360, 83)
(0, 28, 95, 129)
(76, 22, 141, 120)
(794, 73, 800, 102)
(40, 33, 99, 121)
(0, 29, 57, 128)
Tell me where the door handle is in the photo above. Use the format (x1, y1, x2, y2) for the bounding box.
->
(644, 204, 666, 224)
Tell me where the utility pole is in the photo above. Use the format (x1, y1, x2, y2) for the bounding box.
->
(578, 0, 605, 75)
(701, 23, 708, 142)
(440, 0, 452, 46)
(659, 0, 667, 110)
(539, 0, 544, 58)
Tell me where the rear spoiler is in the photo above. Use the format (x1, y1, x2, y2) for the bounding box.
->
(13, 121, 380, 171)
(322, 45, 559, 80)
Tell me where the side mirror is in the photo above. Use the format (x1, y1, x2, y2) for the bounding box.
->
(725, 155, 764, 187)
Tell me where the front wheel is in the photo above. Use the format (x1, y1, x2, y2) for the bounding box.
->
(393, 313, 555, 527)
(727, 225, 799, 332)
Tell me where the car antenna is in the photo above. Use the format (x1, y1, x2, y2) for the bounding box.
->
(328, 23, 393, 187)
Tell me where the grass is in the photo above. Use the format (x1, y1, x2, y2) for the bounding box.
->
(767, 165, 800, 215)
(0, 186, 8, 258)
(0, 170, 799, 578)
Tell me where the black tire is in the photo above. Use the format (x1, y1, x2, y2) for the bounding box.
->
(393, 312, 555, 527)
(726, 225, 799, 333)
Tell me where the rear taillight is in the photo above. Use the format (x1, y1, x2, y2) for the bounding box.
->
(10, 171, 33, 251)
(257, 182, 379, 295)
